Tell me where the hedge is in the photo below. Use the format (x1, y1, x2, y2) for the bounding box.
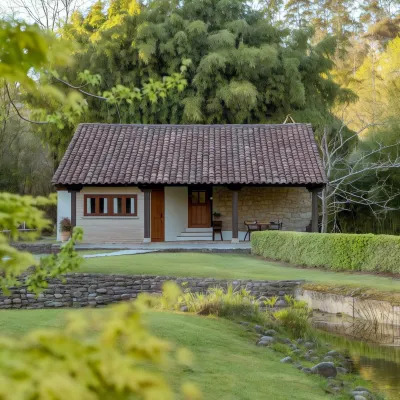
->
(251, 231, 400, 274)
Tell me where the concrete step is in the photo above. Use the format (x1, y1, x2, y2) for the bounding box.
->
(179, 231, 213, 237)
(185, 227, 212, 233)
(176, 236, 213, 241)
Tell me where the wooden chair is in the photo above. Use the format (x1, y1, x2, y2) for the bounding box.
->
(244, 221, 258, 241)
(212, 220, 223, 241)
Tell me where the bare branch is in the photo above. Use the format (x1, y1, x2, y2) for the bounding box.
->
(5, 83, 49, 125)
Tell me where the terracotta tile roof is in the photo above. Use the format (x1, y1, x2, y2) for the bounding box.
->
(52, 123, 327, 186)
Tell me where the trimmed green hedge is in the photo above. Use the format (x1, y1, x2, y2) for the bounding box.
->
(251, 231, 400, 274)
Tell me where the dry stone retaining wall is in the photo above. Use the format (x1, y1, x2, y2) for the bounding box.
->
(0, 274, 303, 309)
(10, 242, 58, 254)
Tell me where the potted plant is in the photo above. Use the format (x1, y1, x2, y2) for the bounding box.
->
(59, 217, 72, 242)
(213, 211, 222, 220)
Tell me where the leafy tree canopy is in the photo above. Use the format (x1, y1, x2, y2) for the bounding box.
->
(47, 0, 353, 158)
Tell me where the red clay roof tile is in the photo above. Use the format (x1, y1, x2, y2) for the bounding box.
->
(52, 123, 327, 186)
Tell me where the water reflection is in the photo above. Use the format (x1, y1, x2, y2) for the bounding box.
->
(312, 312, 400, 399)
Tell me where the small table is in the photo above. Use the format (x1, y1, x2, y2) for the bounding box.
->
(256, 223, 270, 231)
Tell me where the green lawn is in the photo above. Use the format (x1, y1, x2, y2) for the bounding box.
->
(80, 252, 399, 292)
(0, 309, 328, 400)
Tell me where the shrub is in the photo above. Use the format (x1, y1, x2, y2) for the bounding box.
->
(0, 284, 201, 400)
(251, 231, 400, 273)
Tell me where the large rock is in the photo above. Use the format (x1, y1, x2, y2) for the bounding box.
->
(336, 367, 348, 374)
(325, 350, 340, 358)
(352, 391, 372, 399)
(311, 362, 337, 378)
(264, 329, 277, 336)
(257, 336, 275, 346)
(280, 356, 293, 363)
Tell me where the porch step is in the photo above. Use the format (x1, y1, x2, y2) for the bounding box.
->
(184, 227, 212, 233)
(180, 231, 213, 237)
(176, 235, 213, 241)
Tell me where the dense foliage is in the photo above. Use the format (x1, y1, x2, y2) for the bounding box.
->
(0, 284, 200, 400)
(52, 0, 350, 147)
(251, 231, 400, 273)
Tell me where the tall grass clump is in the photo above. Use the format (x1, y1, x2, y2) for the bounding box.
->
(179, 285, 260, 319)
(273, 296, 312, 338)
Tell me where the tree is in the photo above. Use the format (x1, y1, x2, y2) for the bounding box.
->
(284, 0, 313, 29)
(1, 17, 188, 162)
(45, 0, 351, 161)
(0, 22, 200, 397)
(320, 122, 400, 233)
(8, 0, 85, 30)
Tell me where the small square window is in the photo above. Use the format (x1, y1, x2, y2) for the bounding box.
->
(191, 192, 198, 204)
(199, 191, 206, 204)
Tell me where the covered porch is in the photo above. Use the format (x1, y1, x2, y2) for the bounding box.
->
(141, 184, 322, 243)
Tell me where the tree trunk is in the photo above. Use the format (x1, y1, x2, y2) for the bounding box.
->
(321, 187, 328, 233)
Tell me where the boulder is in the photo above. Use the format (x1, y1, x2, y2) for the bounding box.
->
(353, 387, 370, 393)
(311, 362, 337, 378)
(280, 356, 293, 363)
(304, 342, 315, 349)
(354, 396, 367, 400)
(301, 367, 312, 374)
(325, 350, 340, 358)
(264, 329, 277, 336)
(336, 367, 348, 374)
(352, 391, 372, 399)
(257, 336, 275, 346)
(277, 337, 292, 345)
(254, 325, 263, 333)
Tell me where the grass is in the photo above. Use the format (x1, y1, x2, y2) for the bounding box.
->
(80, 252, 400, 293)
(0, 309, 329, 400)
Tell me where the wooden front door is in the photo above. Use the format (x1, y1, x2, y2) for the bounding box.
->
(188, 189, 211, 228)
(151, 189, 165, 242)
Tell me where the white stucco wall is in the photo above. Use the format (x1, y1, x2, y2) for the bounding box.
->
(76, 187, 144, 244)
(165, 186, 188, 241)
(57, 191, 71, 241)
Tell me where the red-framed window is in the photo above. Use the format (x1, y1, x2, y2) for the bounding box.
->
(84, 195, 138, 217)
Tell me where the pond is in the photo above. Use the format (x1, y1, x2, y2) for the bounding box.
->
(312, 311, 400, 399)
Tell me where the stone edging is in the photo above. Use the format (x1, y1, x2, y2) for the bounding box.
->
(0, 274, 303, 309)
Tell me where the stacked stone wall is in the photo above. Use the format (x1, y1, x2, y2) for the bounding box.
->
(212, 186, 311, 232)
(0, 274, 303, 309)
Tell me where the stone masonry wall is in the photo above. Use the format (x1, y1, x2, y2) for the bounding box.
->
(0, 274, 303, 309)
(213, 186, 312, 232)
(10, 242, 59, 254)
